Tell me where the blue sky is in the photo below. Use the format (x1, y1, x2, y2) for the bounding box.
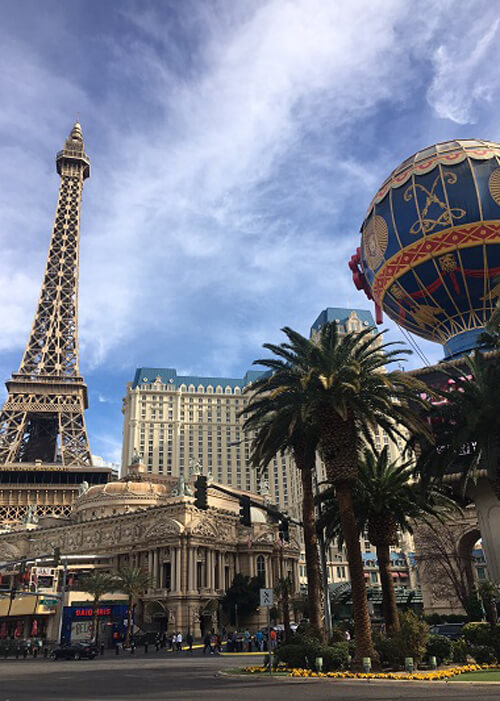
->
(1, 0, 499, 463)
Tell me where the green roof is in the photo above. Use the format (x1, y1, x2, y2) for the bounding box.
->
(132, 367, 265, 390)
(310, 307, 375, 335)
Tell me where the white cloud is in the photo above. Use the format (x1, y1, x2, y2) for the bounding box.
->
(427, 13, 500, 124)
(0, 0, 499, 389)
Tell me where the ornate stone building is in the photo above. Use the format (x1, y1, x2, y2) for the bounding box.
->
(0, 462, 300, 642)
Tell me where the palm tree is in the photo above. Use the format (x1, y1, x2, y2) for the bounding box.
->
(78, 571, 117, 643)
(477, 290, 500, 350)
(318, 447, 457, 633)
(435, 351, 500, 492)
(241, 370, 324, 641)
(116, 566, 150, 647)
(478, 580, 499, 624)
(247, 322, 429, 663)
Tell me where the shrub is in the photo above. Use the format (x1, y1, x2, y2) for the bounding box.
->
(275, 639, 349, 671)
(318, 642, 349, 671)
(469, 644, 497, 664)
(426, 635, 452, 664)
(375, 612, 429, 668)
(376, 635, 401, 668)
(397, 611, 429, 663)
(329, 626, 347, 643)
(462, 622, 492, 647)
(276, 643, 309, 669)
(446, 614, 468, 623)
(425, 613, 443, 625)
(451, 638, 468, 664)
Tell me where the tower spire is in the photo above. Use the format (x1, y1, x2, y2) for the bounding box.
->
(0, 123, 92, 467)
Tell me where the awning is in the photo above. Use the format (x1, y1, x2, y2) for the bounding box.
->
(0, 597, 37, 616)
(364, 573, 369, 578)
(391, 572, 399, 578)
(399, 572, 408, 578)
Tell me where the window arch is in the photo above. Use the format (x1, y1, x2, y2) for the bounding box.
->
(256, 555, 266, 581)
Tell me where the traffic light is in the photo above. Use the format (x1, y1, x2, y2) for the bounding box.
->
(279, 518, 290, 542)
(53, 547, 61, 567)
(194, 475, 208, 510)
(239, 496, 251, 527)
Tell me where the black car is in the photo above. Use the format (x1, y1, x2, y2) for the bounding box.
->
(50, 642, 97, 660)
(429, 623, 465, 640)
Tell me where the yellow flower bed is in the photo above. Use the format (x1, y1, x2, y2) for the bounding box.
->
(242, 663, 497, 680)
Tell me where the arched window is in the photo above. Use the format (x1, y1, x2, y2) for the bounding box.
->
(256, 555, 265, 581)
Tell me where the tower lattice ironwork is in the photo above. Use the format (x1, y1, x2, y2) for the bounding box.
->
(0, 122, 92, 467)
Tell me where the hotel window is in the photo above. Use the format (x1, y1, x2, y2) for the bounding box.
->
(256, 555, 265, 581)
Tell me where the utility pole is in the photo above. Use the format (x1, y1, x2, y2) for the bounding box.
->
(56, 558, 68, 645)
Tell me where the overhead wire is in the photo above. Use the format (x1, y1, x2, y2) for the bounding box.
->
(395, 321, 431, 367)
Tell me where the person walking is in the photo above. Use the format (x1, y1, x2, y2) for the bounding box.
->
(209, 631, 217, 654)
(186, 631, 193, 653)
(256, 630, 263, 652)
(176, 631, 183, 652)
(269, 628, 277, 651)
(203, 632, 212, 655)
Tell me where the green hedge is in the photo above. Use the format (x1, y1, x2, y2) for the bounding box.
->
(469, 644, 497, 664)
(426, 635, 452, 664)
(275, 637, 349, 671)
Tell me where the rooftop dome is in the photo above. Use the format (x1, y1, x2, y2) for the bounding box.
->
(73, 470, 172, 521)
(351, 139, 500, 358)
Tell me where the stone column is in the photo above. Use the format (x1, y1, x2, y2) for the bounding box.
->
(172, 547, 181, 592)
(152, 549, 159, 589)
(217, 551, 222, 591)
(470, 478, 500, 584)
(207, 549, 213, 590)
(293, 560, 300, 594)
(147, 551, 153, 581)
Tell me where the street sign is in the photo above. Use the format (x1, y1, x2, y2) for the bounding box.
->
(260, 588, 274, 607)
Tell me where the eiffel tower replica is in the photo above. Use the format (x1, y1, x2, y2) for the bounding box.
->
(0, 122, 111, 526)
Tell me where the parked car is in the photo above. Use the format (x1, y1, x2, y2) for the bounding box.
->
(50, 642, 97, 660)
(429, 623, 465, 640)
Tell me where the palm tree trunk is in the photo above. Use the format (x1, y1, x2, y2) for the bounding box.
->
(91, 598, 98, 643)
(336, 482, 375, 665)
(299, 462, 325, 641)
(125, 596, 133, 647)
(376, 543, 400, 634)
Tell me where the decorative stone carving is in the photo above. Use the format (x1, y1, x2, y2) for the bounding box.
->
(191, 519, 218, 539)
(145, 518, 181, 540)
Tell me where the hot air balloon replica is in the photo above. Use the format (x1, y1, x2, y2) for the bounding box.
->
(350, 140, 500, 598)
(350, 139, 500, 358)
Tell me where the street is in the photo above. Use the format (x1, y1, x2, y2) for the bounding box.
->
(0, 652, 499, 700)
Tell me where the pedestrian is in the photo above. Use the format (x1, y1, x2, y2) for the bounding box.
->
(186, 631, 193, 653)
(269, 628, 277, 650)
(256, 630, 263, 652)
(243, 629, 250, 652)
(230, 630, 237, 652)
(176, 631, 183, 651)
(169, 633, 174, 651)
(203, 632, 212, 655)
